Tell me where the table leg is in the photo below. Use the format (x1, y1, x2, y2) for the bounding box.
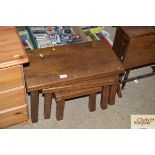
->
(100, 86, 110, 110)
(44, 93, 53, 119)
(117, 75, 123, 98)
(56, 100, 65, 121)
(88, 93, 96, 112)
(30, 91, 39, 123)
(122, 70, 130, 90)
(109, 84, 117, 105)
(117, 84, 122, 98)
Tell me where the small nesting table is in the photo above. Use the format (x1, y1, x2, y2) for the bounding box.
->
(24, 40, 124, 123)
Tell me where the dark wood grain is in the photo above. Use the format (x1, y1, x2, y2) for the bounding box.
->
(113, 26, 155, 69)
(109, 84, 117, 105)
(100, 86, 110, 110)
(112, 27, 129, 61)
(124, 35, 155, 69)
(54, 87, 101, 120)
(55, 87, 101, 102)
(24, 39, 124, 122)
(113, 26, 155, 90)
(44, 93, 53, 119)
(88, 93, 96, 112)
(42, 76, 116, 94)
(30, 91, 39, 123)
(24, 40, 124, 92)
(56, 100, 65, 121)
(121, 26, 155, 38)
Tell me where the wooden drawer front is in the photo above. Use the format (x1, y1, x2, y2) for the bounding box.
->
(0, 105, 28, 128)
(0, 65, 24, 91)
(0, 86, 26, 111)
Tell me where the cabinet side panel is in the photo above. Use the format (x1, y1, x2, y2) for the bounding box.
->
(113, 27, 129, 61)
(123, 35, 155, 69)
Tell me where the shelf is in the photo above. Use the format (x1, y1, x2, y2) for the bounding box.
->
(16, 26, 113, 51)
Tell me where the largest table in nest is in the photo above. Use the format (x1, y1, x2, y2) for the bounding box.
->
(24, 40, 124, 122)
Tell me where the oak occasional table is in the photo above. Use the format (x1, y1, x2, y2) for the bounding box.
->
(24, 40, 124, 123)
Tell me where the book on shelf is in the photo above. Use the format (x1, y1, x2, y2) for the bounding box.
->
(19, 26, 85, 49)
(17, 27, 34, 50)
(98, 30, 113, 48)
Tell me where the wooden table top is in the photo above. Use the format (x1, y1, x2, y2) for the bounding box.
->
(121, 26, 155, 38)
(24, 40, 124, 91)
(0, 26, 29, 68)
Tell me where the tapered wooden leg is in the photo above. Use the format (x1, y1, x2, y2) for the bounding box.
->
(100, 86, 110, 110)
(109, 84, 117, 105)
(56, 100, 65, 121)
(44, 93, 53, 119)
(117, 84, 122, 98)
(30, 91, 39, 123)
(122, 70, 130, 90)
(88, 93, 96, 112)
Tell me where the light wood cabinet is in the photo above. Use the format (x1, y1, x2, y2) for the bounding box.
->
(0, 26, 29, 128)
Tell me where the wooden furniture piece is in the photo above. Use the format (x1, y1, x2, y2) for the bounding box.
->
(0, 26, 29, 128)
(43, 87, 101, 121)
(113, 26, 155, 90)
(24, 40, 124, 123)
(42, 75, 118, 121)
